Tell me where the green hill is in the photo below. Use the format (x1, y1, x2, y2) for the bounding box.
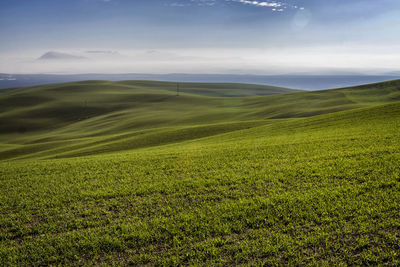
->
(0, 79, 399, 265)
(0, 80, 296, 135)
(1, 79, 400, 160)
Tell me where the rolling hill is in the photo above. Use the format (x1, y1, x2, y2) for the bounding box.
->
(0, 79, 399, 265)
(0, 79, 399, 160)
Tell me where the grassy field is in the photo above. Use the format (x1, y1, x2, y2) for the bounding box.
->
(0, 80, 399, 265)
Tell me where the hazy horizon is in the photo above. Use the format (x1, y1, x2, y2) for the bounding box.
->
(1, 0, 400, 75)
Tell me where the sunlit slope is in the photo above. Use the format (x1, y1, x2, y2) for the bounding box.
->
(0, 120, 267, 160)
(0, 79, 399, 160)
(38, 101, 400, 158)
(1, 101, 399, 265)
(0, 99, 399, 161)
(243, 79, 400, 118)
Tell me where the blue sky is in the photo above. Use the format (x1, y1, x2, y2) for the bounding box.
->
(1, 0, 400, 74)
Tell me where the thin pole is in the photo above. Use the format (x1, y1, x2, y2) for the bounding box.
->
(84, 100, 88, 119)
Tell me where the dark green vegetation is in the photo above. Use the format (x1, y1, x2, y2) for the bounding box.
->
(1, 80, 399, 265)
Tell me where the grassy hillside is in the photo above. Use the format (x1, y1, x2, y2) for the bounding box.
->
(0, 80, 400, 265)
(0, 81, 295, 135)
(1, 79, 400, 160)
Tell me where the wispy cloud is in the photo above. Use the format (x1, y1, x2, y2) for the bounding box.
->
(231, 0, 303, 11)
(169, 0, 303, 12)
(234, 0, 281, 8)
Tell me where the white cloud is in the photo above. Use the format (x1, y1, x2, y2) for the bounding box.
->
(234, 0, 282, 8)
(232, 0, 304, 11)
(170, 0, 304, 12)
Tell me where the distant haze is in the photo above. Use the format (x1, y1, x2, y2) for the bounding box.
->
(1, 0, 400, 75)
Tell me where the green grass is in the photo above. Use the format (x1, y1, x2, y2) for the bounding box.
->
(0, 80, 400, 265)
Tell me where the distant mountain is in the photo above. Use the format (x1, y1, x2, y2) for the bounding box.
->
(37, 51, 87, 61)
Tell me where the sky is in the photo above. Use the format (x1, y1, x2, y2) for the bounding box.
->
(1, 0, 400, 74)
